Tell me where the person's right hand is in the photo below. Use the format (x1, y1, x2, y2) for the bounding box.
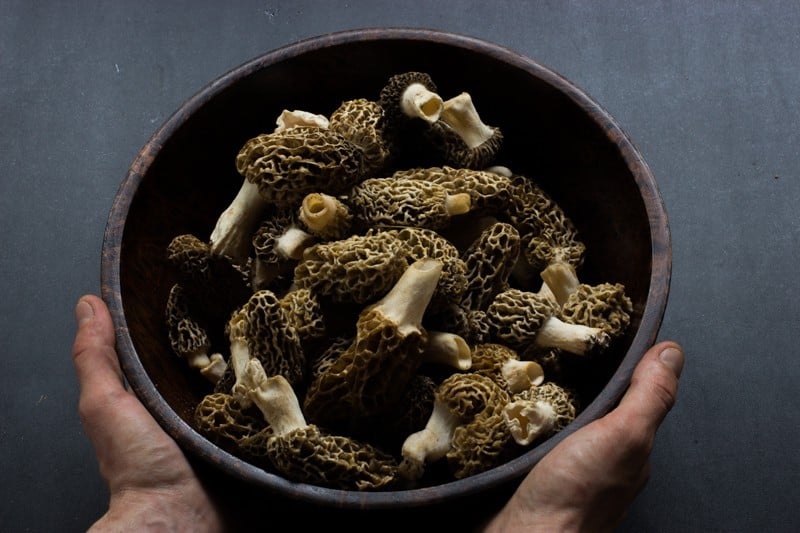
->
(485, 341, 684, 532)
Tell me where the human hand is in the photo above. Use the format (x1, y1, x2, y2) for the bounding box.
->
(485, 341, 684, 532)
(72, 295, 224, 532)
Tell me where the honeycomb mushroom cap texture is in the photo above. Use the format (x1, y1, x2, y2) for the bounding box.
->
(347, 177, 467, 230)
(235, 127, 365, 207)
(561, 283, 633, 337)
(293, 231, 409, 304)
(194, 392, 271, 448)
(303, 304, 430, 426)
(328, 98, 390, 176)
(392, 166, 514, 215)
(238, 290, 306, 387)
(517, 381, 579, 434)
(427, 121, 504, 169)
(279, 288, 327, 341)
(438, 373, 512, 479)
(486, 288, 560, 349)
(165, 283, 211, 358)
(266, 424, 399, 490)
(459, 221, 521, 310)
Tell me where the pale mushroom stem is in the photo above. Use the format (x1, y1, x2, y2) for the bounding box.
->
(373, 259, 443, 336)
(444, 192, 472, 216)
(274, 109, 329, 132)
(400, 83, 443, 123)
(423, 331, 472, 371)
(275, 226, 315, 260)
(209, 179, 268, 263)
(243, 360, 306, 437)
(439, 92, 495, 149)
(535, 316, 610, 355)
(400, 399, 460, 480)
(501, 359, 545, 394)
(540, 261, 581, 307)
(229, 337, 253, 407)
(197, 353, 227, 384)
(299, 192, 351, 236)
(504, 399, 557, 446)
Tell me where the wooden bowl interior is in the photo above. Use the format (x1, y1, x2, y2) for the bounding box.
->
(105, 29, 668, 508)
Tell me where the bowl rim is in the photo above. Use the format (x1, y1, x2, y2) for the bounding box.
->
(101, 26, 671, 509)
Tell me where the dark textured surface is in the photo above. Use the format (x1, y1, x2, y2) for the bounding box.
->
(3, 1, 799, 531)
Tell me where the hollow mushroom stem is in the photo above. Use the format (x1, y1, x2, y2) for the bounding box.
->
(400, 83, 444, 123)
(242, 360, 306, 437)
(504, 399, 557, 446)
(423, 331, 472, 371)
(400, 399, 461, 480)
(372, 259, 443, 336)
(535, 316, 610, 355)
(274, 226, 315, 261)
(501, 359, 545, 394)
(439, 92, 496, 149)
(299, 192, 352, 239)
(210, 179, 268, 263)
(274, 109, 329, 132)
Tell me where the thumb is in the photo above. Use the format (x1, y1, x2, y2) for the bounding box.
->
(71, 295, 130, 432)
(611, 341, 684, 439)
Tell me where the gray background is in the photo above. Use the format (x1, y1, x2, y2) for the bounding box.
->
(2, 1, 799, 531)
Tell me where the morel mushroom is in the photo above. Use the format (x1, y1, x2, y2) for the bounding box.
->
(504, 381, 578, 446)
(194, 392, 270, 451)
(422, 331, 472, 371)
(346, 176, 472, 231)
(226, 289, 305, 406)
(293, 230, 409, 304)
(165, 283, 227, 383)
(250, 210, 315, 291)
(428, 92, 504, 169)
(241, 360, 398, 490)
(278, 287, 327, 342)
(392, 166, 513, 215)
(486, 288, 610, 356)
(329, 98, 390, 176)
(400, 372, 512, 481)
(297, 192, 353, 241)
(459, 221, 521, 311)
(541, 262, 633, 339)
(303, 259, 442, 427)
(506, 173, 585, 271)
(470, 343, 544, 394)
(273, 109, 329, 132)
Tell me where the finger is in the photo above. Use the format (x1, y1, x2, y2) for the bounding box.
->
(613, 341, 684, 439)
(72, 295, 125, 389)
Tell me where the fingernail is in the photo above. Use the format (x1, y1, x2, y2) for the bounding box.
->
(76, 298, 95, 326)
(659, 346, 684, 378)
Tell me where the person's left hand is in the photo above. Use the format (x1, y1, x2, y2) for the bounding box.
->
(72, 295, 224, 532)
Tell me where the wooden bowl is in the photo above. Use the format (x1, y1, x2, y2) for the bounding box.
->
(101, 28, 670, 510)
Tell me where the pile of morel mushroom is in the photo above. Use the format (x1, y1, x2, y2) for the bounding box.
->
(166, 71, 633, 491)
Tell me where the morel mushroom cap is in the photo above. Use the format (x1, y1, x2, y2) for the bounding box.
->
(459, 221, 521, 311)
(250, 210, 316, 291)
(400, 372, 511, 481)
(293, 230, 409, 304)
(235, 126, 365, 208)
(226, 289, 305, 405)
(426, 302, 489, 346)
(346, 176, 472, 231)
(165, 283, 227, 383)
(486, 288, 610, 356)
(242, 360, 398, 490)
(470, 343, 544, 394)
(297, 192, 353, 241)
(194, 392, 270, 449)
(428, 92, 504, 169)
(541, 262, 633, 339)
(166, 233, 251, 315)
(278, 287, 327, 342)
(503, 381, 578, 446)
(303, 259, 442, 426)
(392, 166, 514, 215)
(329, 98, 390, 176)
